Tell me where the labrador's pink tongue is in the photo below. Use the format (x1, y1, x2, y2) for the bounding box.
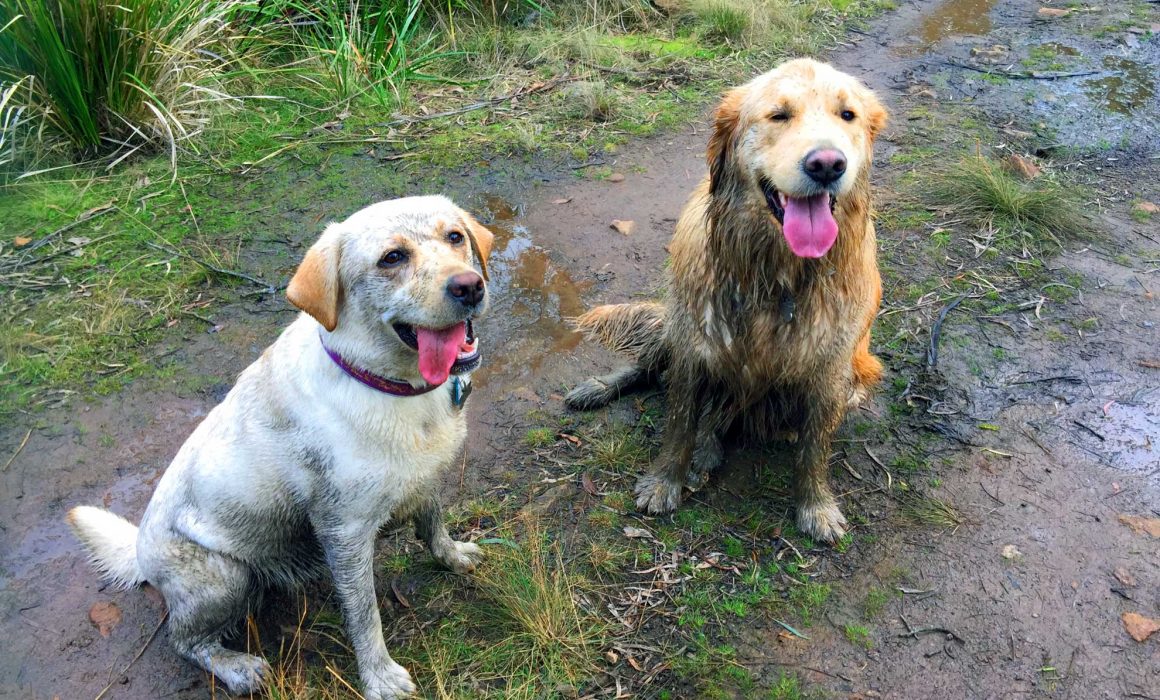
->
(782, 192, 838, 258)
(416, 322, 466, 386)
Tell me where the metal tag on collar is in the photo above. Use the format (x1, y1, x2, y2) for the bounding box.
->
(451, 376, 472, 409)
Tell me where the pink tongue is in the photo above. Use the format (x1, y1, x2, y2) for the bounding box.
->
(781, 192, 838, 258)
(416, 322, 466, 386)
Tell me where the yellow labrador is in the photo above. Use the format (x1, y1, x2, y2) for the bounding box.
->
(68, 196, 494, 699)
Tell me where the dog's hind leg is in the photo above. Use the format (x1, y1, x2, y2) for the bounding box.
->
(791, 384, 848, 543)
(565, 364, 656, 410)
(147, 546, 270, 694)
(635, 372, 703, 513)
(413, 495, 482, 574)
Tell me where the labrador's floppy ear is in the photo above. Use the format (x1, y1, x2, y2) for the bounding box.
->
(287, 226, 342, 331)
(464, 215, 495, 281)
(707, 86, 744, 197)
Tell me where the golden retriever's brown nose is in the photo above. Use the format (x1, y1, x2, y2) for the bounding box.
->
(447, 271, 485, 308)
(803, 148, 847, 186)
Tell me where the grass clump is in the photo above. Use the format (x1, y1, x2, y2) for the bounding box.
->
(414, 521, 603, 697)
(926, 154, 1091, 252)
(844, 623, 874, 649)
(523, 427, 556, 447)
(0, 0, 244, 165)
(899, 492, 962, 528)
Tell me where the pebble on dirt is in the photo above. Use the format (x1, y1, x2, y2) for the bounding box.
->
(611, 219, 636, 236)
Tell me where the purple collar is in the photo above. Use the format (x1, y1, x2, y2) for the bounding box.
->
(320, 334, 441, 397)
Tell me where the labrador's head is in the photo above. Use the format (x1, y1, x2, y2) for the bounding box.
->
(708, 59, 887, 258)
(288, 195, 495, 386)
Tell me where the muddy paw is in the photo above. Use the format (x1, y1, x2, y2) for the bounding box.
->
(214, 653, 271, 695)
(363, 660, 416, 700)
(796, 500, 848, 544)
(634, 473, 683, 514)
(564, 378, 611, 410)
(434, 539, 482, 574)
(846, 383, 871, 410)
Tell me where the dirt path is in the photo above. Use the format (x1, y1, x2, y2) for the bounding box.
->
(2, 1, 1158, 699)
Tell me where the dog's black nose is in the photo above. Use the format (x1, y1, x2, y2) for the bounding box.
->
(446, 271, 485, 307)
(802, 148, 847, 185)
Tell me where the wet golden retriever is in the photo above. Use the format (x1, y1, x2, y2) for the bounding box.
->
(566, 59, 887, 542)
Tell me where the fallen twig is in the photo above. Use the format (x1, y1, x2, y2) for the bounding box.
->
(940, 58, 1101, 81)
(378, 75, 577, 128)
(1072, 419, 1106, 442)
(2, 429, 32, 473)
(927, 295, 965, 369)
(144, 241, 275, 293)
(93, 611, 168, 700)
(17, 204, 115, 255)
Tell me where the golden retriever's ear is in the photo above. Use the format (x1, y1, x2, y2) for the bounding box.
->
(287, 229, 342, 331)
(864, 92, 888, 141)
(464, 215, 495, 281)
(708, 87, 744, 195)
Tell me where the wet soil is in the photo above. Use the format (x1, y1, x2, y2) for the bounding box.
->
(2, 1, 1158, 698)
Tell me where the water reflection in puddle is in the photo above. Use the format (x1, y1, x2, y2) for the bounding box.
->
(1083, 56, 1155, 115)
(472, 194, 589, 387)
(900, 0, 999, 54)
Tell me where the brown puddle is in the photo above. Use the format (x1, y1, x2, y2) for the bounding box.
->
(899, 0, 1000, 54)
(472, 194, 589, 387)
(1083, 56, 1155, 115)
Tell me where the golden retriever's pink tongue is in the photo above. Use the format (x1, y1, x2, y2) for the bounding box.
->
(782, 192, 838, 258)
(416, 322, 466, 385)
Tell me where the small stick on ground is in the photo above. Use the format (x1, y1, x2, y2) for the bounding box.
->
(145, 241, 275, 293)
(927, 295, 966, 369)
(2, 429, 32, 473)
(93, 611, 168, 700)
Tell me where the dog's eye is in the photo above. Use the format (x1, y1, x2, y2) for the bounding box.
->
(770, 112, 789, 122)
(378, 250, 407, 268)
(840, 110, 856, 122)
(447, 231, 465, 245)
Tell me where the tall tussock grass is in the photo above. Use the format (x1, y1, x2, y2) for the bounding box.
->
(0, 0, 244, 167)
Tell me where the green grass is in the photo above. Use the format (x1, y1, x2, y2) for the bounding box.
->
(925, 155, 1092, 253)
(862, 587, 891, 618)
(844, 623, 874, 649)
(0, 0, 245, 162)
(523, 427, 556, 448)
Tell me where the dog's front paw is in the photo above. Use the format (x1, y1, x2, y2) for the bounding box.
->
(634, 473, 683, 514)
(363, 660, 417, 700)
(434, 539, 482, 574)
(796, 500, 848, 544)
(846, 383, 870, 410)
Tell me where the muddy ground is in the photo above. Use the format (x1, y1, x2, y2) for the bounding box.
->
(2, 0, 1158, 698)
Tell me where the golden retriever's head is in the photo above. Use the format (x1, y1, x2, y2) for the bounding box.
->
(708, 59, 887, 258)
(287, 195, 495, 385)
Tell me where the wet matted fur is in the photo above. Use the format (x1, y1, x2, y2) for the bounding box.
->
(566, 59, 888, 542)
(67, 196, 495, 700)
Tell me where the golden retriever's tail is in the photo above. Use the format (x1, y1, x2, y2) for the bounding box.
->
(67, 506, 144, 589)
(565, 302, 667, 410)
(572, 302, 666, 364)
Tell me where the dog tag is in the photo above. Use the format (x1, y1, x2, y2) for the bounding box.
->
(778, 290, 796, 323)
(451, 376, 472, 410)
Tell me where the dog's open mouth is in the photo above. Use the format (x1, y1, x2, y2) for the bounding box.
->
(393, 320, 480, 385)
(761, 178, 840, 259)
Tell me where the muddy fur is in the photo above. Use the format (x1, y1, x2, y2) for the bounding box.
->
(567, 59, 887, 542)
(67, 196, 494, 700)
